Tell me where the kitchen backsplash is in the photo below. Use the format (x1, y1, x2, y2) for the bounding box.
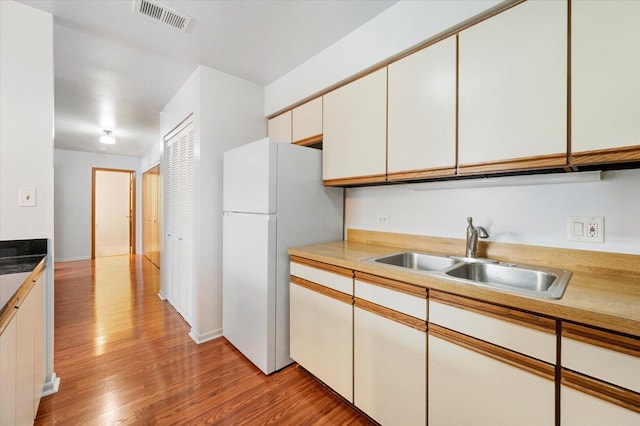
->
(345, 169, 639, 255)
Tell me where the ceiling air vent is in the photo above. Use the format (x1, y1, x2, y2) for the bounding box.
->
(132, 0, 192, 33)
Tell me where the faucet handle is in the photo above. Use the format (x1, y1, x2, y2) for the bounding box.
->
(476, 226, 489, 239)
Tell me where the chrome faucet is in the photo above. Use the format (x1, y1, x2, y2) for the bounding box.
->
(466, 217, 489, 258)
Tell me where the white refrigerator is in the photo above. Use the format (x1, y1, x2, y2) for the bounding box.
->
(222, 138, 344, 374)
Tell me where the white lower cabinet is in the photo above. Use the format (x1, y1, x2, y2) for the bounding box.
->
(289, 259, 354, 402)
(288, 258, 640, 425)
(1, 269, 46, 426)
(561, 385, 639, 425)
(428, 331, 555, 426)
(560, 322, 640, 425)
(16, 279, 37, 425)
(32, 273, 46, 416)
(353, 273, 427, 426)
(428, 291, 556, 425)
(0, 313, 17, 424)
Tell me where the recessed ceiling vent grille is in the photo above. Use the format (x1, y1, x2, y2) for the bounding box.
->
(132, 0, 192, 32)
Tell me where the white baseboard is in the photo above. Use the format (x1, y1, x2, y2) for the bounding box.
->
(55, 256, 91, 262)
(189, 327, 223, 344)
(41, 372, 61, 397)
(157, 291, 166, 300)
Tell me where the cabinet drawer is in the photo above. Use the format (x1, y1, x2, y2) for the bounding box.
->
(354, 274, 426, 320)
(562, 322, 640, 393)
(429, 291, 556, 364)
(290, 258, 353, 295)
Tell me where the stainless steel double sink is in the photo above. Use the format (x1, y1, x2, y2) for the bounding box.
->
(364, 251, 572, 299)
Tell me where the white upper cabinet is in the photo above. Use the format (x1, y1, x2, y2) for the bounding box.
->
(292, 97, 322, 145)
(388, 36, 457, 181)
(458, 0, 568, 174)
(571, 0, 640, 165)
(267, 111, 292, 144)
(323, 68, 387, 185)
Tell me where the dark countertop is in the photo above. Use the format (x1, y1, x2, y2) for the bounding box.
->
(0, 239, 47, 332)
(0, 254, 46, 275)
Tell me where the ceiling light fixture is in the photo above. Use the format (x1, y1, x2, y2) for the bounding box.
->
(100, 129, 116, 145)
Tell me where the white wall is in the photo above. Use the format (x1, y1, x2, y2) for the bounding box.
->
(264, 0, 501, 115)
(0, 0, 58, 396)
(0, 0, 54, 240)
(346, 169, 640, 255)
(161, 65, 266, 342)
(54, 149, 142, 261)
(140, 140, 162, 172)
(198, 66, 267, 338)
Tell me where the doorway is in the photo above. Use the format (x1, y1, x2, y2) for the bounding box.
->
(142, 165, 161, 268)
(92, 168, 136, 258)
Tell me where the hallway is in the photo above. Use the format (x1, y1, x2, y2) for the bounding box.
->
(35, 255, 370, 424)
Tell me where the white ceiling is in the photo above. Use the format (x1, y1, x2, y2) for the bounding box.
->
(17, 0, 398, 157)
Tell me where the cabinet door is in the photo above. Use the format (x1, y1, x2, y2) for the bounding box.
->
(571, 0, 640, 165)
(458, 0, 567, 174)
(354, 307, 426, 426)
(290, 275, 353, 401)
(353, 274, 427, 425)
(388, 36, 456, 181)
(561, 382, 640, 425)
(33, 274, 46, 414)
(0, 314, 17, 425)
(428, 329, 555, 426)
(16, 283, 37, 425)
(268, 111, 292, 143)
(323, 68, 387, 185)
(292, 97, 322, 146)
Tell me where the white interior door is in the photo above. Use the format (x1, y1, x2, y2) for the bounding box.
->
(94, 169, 132, 257)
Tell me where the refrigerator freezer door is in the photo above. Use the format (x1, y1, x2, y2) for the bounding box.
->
(223, 138, 277, 214)
(222, 212, 277, 374)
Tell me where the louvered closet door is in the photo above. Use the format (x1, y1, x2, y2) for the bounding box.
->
(164, 119, 194, 323)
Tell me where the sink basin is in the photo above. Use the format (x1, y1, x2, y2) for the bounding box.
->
(368, 252, 459, 272)
(364, 251, 572, 299)
(445, 262, 571, 299)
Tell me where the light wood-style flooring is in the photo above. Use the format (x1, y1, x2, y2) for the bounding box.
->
(35, 255, 371, 425)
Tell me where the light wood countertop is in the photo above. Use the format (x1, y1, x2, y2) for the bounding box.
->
(288, 231, 640, 338)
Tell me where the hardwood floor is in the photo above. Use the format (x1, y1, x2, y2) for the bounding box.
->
(35, 255, 372, 425)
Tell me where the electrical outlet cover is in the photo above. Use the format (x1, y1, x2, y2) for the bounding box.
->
(568, 216, 604, 243)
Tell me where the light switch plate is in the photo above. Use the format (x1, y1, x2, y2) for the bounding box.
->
(568, 216, 604, 243)
(18, 187, 37, 207)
